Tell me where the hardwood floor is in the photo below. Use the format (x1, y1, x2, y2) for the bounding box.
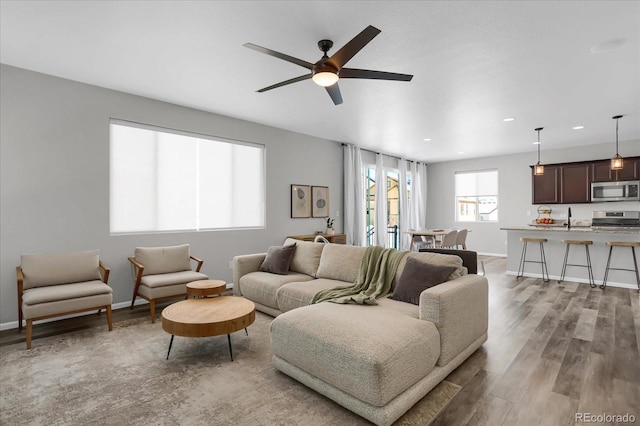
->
(433, 256, 640, 426)
(2, 258, 638, 425)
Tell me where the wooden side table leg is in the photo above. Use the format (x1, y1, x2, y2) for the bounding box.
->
(227, 334, 233, 361)
(166, 335, 174, 360)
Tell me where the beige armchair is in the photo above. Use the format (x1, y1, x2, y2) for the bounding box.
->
(17, 249, 113, 349)
(129, 244, 208, 323)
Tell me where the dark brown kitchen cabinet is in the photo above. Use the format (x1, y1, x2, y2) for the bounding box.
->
(532, 165, 560, 204)
(617, 158, 639, 180)
(592, 160, 614, 182)
(560, 163, 591, 203)
(592, 157, 639, 182)
(532, 156, 640, 204)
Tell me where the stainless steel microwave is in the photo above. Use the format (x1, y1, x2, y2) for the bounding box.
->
(591, 180, 640, 202)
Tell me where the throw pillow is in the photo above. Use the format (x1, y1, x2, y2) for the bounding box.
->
(259, 244, 297, 275)
(390, 257, 457, 305)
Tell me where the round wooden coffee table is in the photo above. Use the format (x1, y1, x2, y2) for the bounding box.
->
(186, 279, 226, 298)
(161, 296, 255, 361)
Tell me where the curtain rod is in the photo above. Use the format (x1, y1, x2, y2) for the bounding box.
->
(341, 143, 423, 164)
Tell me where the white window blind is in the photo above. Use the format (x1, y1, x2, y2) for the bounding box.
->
(110, 120, 265, 234)
(455, 170, 498, 222)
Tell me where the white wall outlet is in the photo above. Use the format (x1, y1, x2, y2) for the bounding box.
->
(526, 210, 531, 216)
(228, 261, 233, 269)
(558, 213, 567, 218)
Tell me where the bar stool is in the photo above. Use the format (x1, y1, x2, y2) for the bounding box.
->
(517, 237, 550, 282)
(602, 241, 640, 291)
(558, 240, 595, 288)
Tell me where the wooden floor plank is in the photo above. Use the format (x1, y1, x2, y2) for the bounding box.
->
(552, 337, 591, 400)
(573, 308, 598, 341)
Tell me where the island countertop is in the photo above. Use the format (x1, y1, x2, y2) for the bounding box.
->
(500, 226, 640, 234)
(501, 226, 639, 289)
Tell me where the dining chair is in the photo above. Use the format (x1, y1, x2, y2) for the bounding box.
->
(455, 228, 468, 249)
(411, 236, 434, 251)
(437, 230, 458, 249)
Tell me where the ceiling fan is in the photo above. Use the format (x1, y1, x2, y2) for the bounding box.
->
(244, 25, 413, 105)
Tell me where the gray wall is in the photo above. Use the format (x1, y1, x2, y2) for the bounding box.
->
(426, 140, 640, 256)
(0, 64, 343, 327)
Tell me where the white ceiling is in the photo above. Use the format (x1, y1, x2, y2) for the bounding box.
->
(1, 1, 638, 162)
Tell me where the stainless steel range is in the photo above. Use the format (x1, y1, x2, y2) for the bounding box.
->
(592, 211, 640, 229)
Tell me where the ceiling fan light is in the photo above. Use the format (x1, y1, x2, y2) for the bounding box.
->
(312, 71, 339, 87)
(534, 163, 545, 176)
(611, 155, 624, 171)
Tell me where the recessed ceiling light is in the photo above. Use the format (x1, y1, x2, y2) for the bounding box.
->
(503, 117, 515, 122)
(572, 125, 585, 130)
(458, 151, 465, 154)
(423, 138, 431, 142)
(532, 142, 540, 145)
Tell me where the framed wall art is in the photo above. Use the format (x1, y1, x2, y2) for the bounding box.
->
(291, 184, 311, 218)
(312, 186, 330, 217)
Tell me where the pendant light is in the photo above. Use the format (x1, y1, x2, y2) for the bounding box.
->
(610, 115, 624, 171)
(534, 127, 544, 176)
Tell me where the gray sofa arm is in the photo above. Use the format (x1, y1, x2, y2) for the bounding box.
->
(232, 253, 266, 296)
(419, 274, 488, 366)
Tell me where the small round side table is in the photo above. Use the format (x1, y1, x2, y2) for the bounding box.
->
(186, 279, 227, 298)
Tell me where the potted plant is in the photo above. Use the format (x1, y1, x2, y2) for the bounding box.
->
(325, 217, 335, 235)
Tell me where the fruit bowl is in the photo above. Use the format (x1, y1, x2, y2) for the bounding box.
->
(535, 218, 554, 224)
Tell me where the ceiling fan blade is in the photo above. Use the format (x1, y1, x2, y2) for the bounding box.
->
(326, 25, 381, 70)
(339, 68, 413, 81)
(325, 83, 343, 105)
(243, 43, 314, 70)
(257, 74, 311, 92)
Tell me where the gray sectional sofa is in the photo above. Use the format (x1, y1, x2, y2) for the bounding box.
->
(232, 238, 488, 426)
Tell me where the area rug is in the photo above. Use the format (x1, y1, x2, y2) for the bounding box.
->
(0, 312, 460, 425)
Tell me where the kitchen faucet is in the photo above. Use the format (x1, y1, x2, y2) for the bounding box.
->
(567, 207, 572, 229)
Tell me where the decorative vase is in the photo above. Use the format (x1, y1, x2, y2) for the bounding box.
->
(325, 228, 335, 236)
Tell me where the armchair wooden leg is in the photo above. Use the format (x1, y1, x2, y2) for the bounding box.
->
(130, 284, 141, 309)
(18, 311, 23, 332)
(150, 300, 156, 323)
(106, 305, 113, 331)
(26, 319, 33, 350)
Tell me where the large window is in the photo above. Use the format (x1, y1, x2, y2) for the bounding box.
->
(110, 120, 265, 234)
(455, 170, 498, 222)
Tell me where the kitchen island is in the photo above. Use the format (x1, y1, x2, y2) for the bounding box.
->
(501, 226, 640, 289)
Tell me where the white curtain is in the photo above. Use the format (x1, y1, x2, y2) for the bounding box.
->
(343, 144, 366, 246)
(375, 153, 388, 247)
(410, 161, 428, 230)
(398, 159, 410, 250)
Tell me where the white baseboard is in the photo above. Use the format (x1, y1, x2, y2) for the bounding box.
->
(504, 270, 638, 290)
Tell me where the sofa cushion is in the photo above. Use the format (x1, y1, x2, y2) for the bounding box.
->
(135, 244, 191, 276)
(315, 244, 368, 283)
(22, 280, 112, 305)
(239, 271, 314, 310)
(21, 250, 101, 290)
(393, 251, 464, 291)
(140, 271, 208, 288)
(260, 244, 296, 275)
(276, 278, 350, 313)
(390, 257, 457, 305)
(284, 238, 324, 277)
(271, 302, 440, 407)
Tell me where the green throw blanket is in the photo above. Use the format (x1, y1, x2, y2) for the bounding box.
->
(310, 246, 408, 305)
